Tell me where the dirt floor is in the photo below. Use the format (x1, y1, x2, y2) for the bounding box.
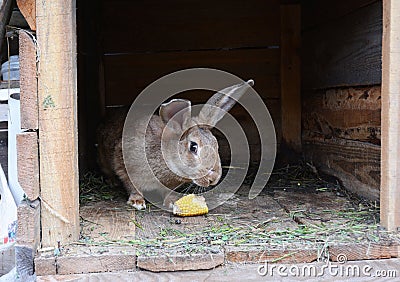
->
(34, 164, 400, 276)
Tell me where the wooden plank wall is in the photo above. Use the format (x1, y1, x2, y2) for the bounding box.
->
(302, 0, 382, 201)
(280, 5, 301, 153)
(302, 0, 382, 89)
(95, 0, 281, 164)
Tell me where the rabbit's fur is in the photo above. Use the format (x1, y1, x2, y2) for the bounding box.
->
(97, 80, 254, 210)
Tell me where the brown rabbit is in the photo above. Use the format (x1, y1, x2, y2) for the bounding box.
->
(97, 80, 254, 210)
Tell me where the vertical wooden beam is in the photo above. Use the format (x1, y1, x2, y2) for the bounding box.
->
(36, 0, 79, 247)
(19, 30, 38, 130)
(17, 132, 40, 200)
(280, 4, 302, 152)
(381, 0, 400, 231)
(16, 0, 36, 31)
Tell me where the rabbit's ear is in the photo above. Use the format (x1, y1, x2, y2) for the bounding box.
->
(159, 99, 192, 131)
(197, 79, 254, 127)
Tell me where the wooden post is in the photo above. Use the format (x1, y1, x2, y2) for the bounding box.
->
(16, 0, 36, 31)
(36, 0, 79, 247)
(381, 0, 400, 231)
(280, 5, 302, 152)
(17, 132, 39, 200)
(19, 30, 38, 130)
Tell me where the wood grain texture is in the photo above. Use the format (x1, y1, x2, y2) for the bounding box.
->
(303, 86, 381, 145)
(15, 245, 36, 277)
(80, 201, 136, 243)
(330, 244, 400, 261)
(273, 190, 354, 225)
(101, 0, 279, 53)
(103, 49, 280, 106)
(16, 0, 36, 31)
(34, 256, 56, 276)
(134, 193, 299, 269)
(33, 260, 400, 281)
(19, 30, 38, 130)
(272, 190, 400, 261)
(302, 85, 381, 201)
(225, 246, 317, 264)
(280, 5, 301, 152)
(302, 0, 379, 30)
(302, 1, 382, 89)
(36, 0, 79, 247)
(36, 201, 136, 275)
(303, 138, 380, 201)
(380, 0, 400, 231)
(35, 247, 136, 276)
(137, 252, 224, 272)
(17, 132, 39, 200)
(17, 200, 40, 248)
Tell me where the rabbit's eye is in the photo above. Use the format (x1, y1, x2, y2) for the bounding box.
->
(189, 141, 198, 154)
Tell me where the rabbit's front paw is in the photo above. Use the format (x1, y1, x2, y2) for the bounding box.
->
(127, 194, 146, 210)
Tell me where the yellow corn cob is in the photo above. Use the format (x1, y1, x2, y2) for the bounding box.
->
(172, 194, 208, 216)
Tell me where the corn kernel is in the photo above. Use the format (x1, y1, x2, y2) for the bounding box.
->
(172, 194, 208, 216)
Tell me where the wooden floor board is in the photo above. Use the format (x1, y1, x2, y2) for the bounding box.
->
(35, 187, 400, 274)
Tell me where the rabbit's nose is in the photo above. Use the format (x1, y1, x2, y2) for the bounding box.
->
(208, 169, 220, 185)
(207, 169, 216, 176)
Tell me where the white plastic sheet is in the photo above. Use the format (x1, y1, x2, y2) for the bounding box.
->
(8, 92, 24, 206)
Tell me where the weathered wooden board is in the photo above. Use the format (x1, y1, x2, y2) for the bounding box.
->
(103, 49, 280, 106)
(280, 4, 301, 152)
(101, 0, 279, 53)
(134, 194, 297, 243)
(36, 0, 79, 247)
(273, 190, 354, 227)
(36, 201, 136, 275)
(303, 86, 381, 145)
(17, 200, 40, 248)
(16, 0, 36, 31)
(330, 244, 400, 261)
(272, 190, 400, 261)
(135, 194, 299, 269)
(137, 252, 224, 272)
(302, 1, 382, 89)
(15, 245, 36, 277)
(225, 246, 318, 264)
(79, 201, 136, 243)
(19, 30, 38, 130)
(302, 0, 379, 30)
(302, 85, 381, 201)
(380, 0, 400, 232)
(274, 188, 369, 232)
(33, 259, 400, 281)
(35, 246, 137, 276)
(17, 132, 39, 200)
(303, 138, 380, 201)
